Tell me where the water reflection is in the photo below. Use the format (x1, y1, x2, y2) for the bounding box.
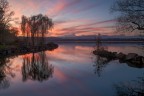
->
(0, 57, 15, 90)
(93, 43, 144, 76)
(93, 42, 110, 76)
(0, 44, 144, 96)
(114, 74, 144, 96)
(22, 51, 54, 82)
(93, 55, 111, 77)
(0, 51, 54, 90)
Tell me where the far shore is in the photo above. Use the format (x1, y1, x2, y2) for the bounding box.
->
(51, 40, 144, 43)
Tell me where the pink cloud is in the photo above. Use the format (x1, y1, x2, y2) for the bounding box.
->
(50, 19, 116, 37)
(47, 0, 84, 17)
(8, 0, 116, 37)
(54, 68, 67, 82)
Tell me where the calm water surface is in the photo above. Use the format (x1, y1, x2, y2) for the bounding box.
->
(0, 43, 144, 96)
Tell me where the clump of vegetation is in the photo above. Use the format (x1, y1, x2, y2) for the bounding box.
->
(0, 0, 18, 48)
(111, 0, 144, 34)
(21, 14, 54, 47)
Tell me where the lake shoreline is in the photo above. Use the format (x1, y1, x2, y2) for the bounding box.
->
(0, 42, 58, 59)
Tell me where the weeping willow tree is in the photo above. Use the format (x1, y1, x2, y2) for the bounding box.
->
(21, 14, 54, 47)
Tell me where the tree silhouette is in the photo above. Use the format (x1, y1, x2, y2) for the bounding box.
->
(93, 55, 111, 77)
(0, 0, 16, 44)
(22, 51, 54, 82)
(0, 57, 15, 90)
(93, 37, 110, 77)
(114, 74, 144, 96)
(111, 0, 144, 33)
(21, 14, 54, 47)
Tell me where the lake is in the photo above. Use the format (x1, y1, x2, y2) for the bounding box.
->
(0, 43, 144, 96)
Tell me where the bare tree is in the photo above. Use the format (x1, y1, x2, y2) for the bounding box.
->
(0, 0, 16, 44)
(111, 0, 144, 33)
(21, 15, 30, 46)
(21, 14, 54, 47)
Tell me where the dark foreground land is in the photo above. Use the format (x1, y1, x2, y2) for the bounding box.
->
(0, 42, 58, 58)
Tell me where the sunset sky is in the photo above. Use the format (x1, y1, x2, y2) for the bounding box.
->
(9, 0, 118, 37)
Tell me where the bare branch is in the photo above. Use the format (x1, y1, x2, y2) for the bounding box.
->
(111, 0, 144, 33)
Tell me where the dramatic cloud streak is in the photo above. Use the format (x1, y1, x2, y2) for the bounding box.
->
(9, 0, 116, 37)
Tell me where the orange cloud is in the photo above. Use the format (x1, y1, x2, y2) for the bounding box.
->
(50, 19, 116, 37)
(8, 0, 117, 37)
(47, 0, 84, 17)
(47, 1, 66, 17)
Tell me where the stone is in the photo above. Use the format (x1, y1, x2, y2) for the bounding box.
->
(116, 52, 126, 60)
(112, 52, 117, 55)
(93, 50, 99, 55)
(131, 56, 142, 64)
(127, 62, 143, 68)
(111, 52, 117, 58)
(142, 57, 144, 64)
(126, 53, 138, 61)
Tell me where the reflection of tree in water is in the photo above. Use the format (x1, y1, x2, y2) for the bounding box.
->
(0, 57, 15, 90)
(22, 51, 54, 82)
(114, 74, 144, 96)
(93, 52, 111, 77)
(93, 34, 110, 76)
(93, 34, 144, 76)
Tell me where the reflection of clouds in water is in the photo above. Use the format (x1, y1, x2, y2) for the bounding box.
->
(0, 51, 54, 90)
(108, 46, 144, 56)
(47, 45, 93, 64)
(0, 44, 144, 96)
(54, 68, 67, 82)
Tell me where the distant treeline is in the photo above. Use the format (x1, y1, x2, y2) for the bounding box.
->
(18, 37, 144, 43)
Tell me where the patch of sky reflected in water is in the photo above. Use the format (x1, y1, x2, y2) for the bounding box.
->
(0, 43, 144, 96)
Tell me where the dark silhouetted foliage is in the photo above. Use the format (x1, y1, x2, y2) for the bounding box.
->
(21, 14, 54, 47)
(22, 51, 54, 82)
(111, 0, 144, 33)
(0, 0, 17, 45)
